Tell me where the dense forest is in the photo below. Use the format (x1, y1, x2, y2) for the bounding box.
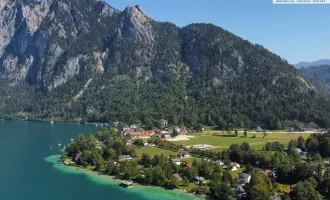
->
(0, 0, 330, 129)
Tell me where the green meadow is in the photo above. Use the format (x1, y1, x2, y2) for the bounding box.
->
(175, 132, 312, 150)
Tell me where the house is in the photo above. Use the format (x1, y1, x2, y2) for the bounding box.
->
(202, 158, 211, 164)
(256, 126, 263, 132)
(304, 128, 315, 132)
(231, 162, 240, 168)
(286, 127, 296, 132)
(296, 148, 302, 154)
(171, 158, 181, 165)
(179, 151, 191, 159)
(238, 173, 251, 183)
(180, 129, 188, 135)
(127, 131, 144, 138)
(119, 155, 134, 162)
(96, 141, 103, 149)
(122, 124, 130, 132)
(232, 185, 246, 197)
(311, 162, 326, 176)
(216, 160, 224, 166)
(160, 119, 168, 126)
(299, 151, 308, 160)
(269, 195, 281, 200)
(193, 176, 206, 185)
(145, 130, 155, 137)
(173, 173, 182, 180)
(226, 162, 240, 171)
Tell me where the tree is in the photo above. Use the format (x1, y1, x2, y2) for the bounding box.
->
(152, 166, 166, 186)
(306, 137, 319, 152)
(171, 129, 179, 138)
(244, 130, 248, 138)
(263, 130, 267, 139)
(222, 171, 233, 182)
(293, 162, 313, 182)
(288, 140, 298, 149)
(182, 167, 198, 181)
(247, 173, 273, 200)
(140, 153, 152, 167)
(234, 130, 238, 137)
(213, 183, 234, 200)
(134, 139, 144, 146)
(291, 181, 320, 200)
(182, 177, 189, 187)
(241, 142, 251, 152)
(297, 136, 306, 149)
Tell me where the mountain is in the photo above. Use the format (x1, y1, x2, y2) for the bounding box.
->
(300, 65, 330, 84)
(0, 0, 330, 129)
(300, 65, 330, 98)
(295, 59, 330, 68)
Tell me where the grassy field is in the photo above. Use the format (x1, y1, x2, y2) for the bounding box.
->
(134, 146, 178, 158)
(174, 132, 312, 150)
(229, 168, 245, 179)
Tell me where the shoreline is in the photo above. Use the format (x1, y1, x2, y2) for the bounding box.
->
(44, 155, 205, 200)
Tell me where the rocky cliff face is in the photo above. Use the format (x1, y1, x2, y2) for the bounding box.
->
(0, 0, 328, 128)
(0, 0, 120, 90)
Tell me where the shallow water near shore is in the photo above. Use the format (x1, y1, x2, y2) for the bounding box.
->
(0, 120, 201, 200)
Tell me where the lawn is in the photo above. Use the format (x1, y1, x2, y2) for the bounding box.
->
(174, 132, 312, 150)
(134, 146, 178, 158)
(229, 168, 245, 179)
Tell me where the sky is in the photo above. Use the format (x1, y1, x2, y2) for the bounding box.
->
(106, 0, 330, 64)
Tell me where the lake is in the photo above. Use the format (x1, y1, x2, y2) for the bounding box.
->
(0, 120, 200, 200)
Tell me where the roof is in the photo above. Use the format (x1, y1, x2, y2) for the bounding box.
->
(173, 173, 182, 179)
(128, 131, 144, 136)
(194, 177, 205, 181)
(256, 126, 263, 132)
(186, 162, 192, 167)
(264, 170, 271, 176)
(171, 158, 180, 162)
(233, 186, 245, 193)
(145, 130, 155, 136)
(230, 162, 239, 167)
(179, 151, 190, 155)
(120, 155, 132, 159)
(239, 173, 251, 178)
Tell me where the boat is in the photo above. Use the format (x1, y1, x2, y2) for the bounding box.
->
(70, 138, 74, 142)
(50, 121, 54, 124)
(58, 141, 61, 146)
(118, 181, 135, 188)
(50, 145, 52, 149)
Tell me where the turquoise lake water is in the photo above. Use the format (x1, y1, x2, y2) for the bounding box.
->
(0, 120, 201, 200)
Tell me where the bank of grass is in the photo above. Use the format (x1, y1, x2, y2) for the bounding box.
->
(174, 132, 312, 150)
(135, 146, 177, 158)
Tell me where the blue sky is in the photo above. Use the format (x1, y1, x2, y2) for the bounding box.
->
(106, 0, 330, 64)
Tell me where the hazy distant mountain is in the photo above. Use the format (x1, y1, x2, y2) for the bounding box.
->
(0, 0, 330, 129)
(300, 65, 330, 84)
(295, 59, 330, 68)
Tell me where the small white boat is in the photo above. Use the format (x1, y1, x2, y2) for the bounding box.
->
(50, 121, 54, 124)
(50, 145, 52, 149)
(70, 138, 74, 142)
(58, 141, 61, 146)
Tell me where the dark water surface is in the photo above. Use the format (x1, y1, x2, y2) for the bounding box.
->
(0, 120, 199, 200)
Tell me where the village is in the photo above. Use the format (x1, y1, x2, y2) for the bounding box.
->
(61, 119, 330, 199)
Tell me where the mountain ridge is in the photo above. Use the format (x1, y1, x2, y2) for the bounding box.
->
(0, 0, 329, 129)
(295, 59, 330, 68)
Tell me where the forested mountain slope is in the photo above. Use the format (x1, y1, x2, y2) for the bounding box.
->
(0, 0, 329, 129)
